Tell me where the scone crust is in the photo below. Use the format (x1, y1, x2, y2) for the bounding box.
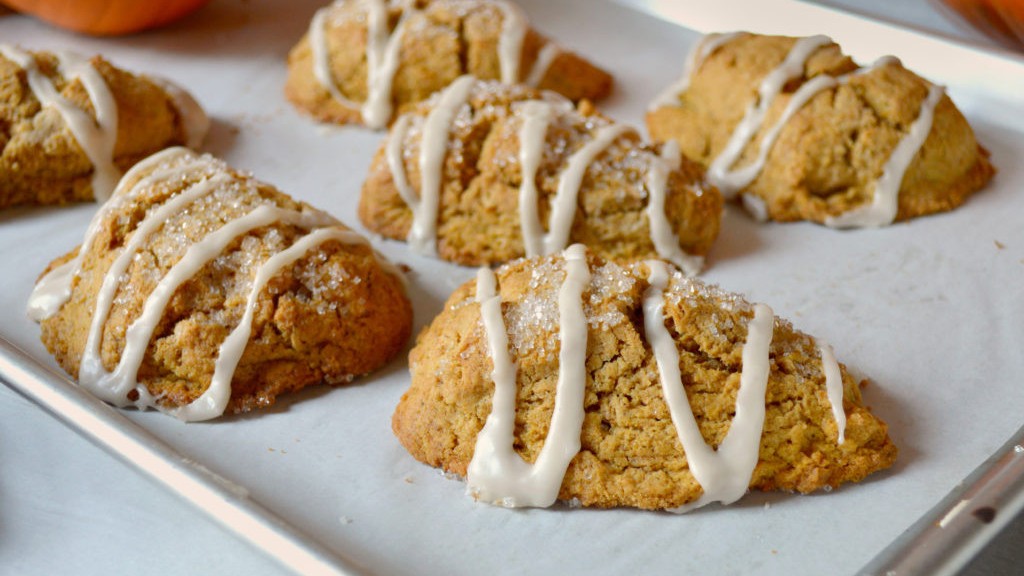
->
(393, 250, 897, 510)
(284, 0, 613, 127)
(39, 153, 412, 415)
(359, 81, 722, 267)
(1, 50, 201, 209)
(646, 34, 994, 224)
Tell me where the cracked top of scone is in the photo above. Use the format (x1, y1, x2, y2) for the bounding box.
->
(646, 32, 994, 227)
(360, 78, 722, 274)
(31, 148, 411, 421)
(285, 0, 613, 129)
(393, 246, 897, 511)
(0, 45, 208, 210)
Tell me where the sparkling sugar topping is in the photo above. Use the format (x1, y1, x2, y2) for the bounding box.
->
(463, 247, 849, 510)
(387, 78, 707, 272)
(28, 147, 403, 421)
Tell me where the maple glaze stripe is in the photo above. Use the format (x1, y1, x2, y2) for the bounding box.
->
(543, 124, 632, 254)
(517, 100, 555, 257)
(80, 205, 338, 411)
(78, 173, 232, 394)
(310, 0, 532, 128)
(27, 148, 203, 321)
(644, 140, 705, 276)
(406, 75, 476, 255)
(707, 34, 833, 198)
(825, 80, 944, 228)
(648, 32, 747, 111)
(174, 227, 369, 421)
(818, 341, 847, 445)
(1, 45, 121, 200)
(468, 244, 591, 507)
(643, 259, 774, 512)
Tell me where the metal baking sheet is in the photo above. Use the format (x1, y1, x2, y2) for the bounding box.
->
(2, 1, 1024, 574)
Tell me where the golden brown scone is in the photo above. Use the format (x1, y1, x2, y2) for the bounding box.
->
(285, 0, 613, 129)
(393, 246, 897, 511)
(30, 147, 411, 421)
(646, 33, 994, 227)
(0, 45, 208, 210)
(359, 78, 722, 273)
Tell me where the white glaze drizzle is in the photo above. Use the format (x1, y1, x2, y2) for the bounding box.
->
(653, 33, 940, 227)
(363, 0, 412, 128)
(707, 34, 833, 199)
(468, 250, 851, 509)
(543, 124, 631, 254)
(386, 114, 418, 207)
(27, 147, 199, 321)
(733, 55, 901, 221)
(310, 0, 533, 129)
(390, 82, 703, 271)
(818, 341, 847, 445)
(175, 226, 368, 421)
(727, 72, 839, 199)
(644, 259, 774, 512)
(79, 205, 338, 414)
(310, 4, 357, 109)
(524, 42, 562, 87)
(77, 173, 232, 401)
(648, 32, 747, 111)
(494, 0, 527, 84)
(517, 100, 555, 257)
(644, 140, 705, 276)
(825, 80, 944, 228)
(148, 75, 210, 150)
(740, 193, 769, 222)
(311, 0, 412, 129)
(1, 45, 121, 201)
(468, 243, 591, 507)
(403, 74, 476, 255)
(31, 147, 404, 421)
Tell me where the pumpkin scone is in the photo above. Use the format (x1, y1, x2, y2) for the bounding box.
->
(285, 0, 613, 130)
(29, 147, 411, 421)
(646, 33, 994, 227)
(360, 77, 721, 275)
(0, 45, 208, 209)
(393, 245, 897, 511)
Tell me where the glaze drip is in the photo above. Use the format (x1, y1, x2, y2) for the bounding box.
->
(309, 0, 558, 129)
(468, 244, 591, 507)
(1, 45, 120, 201)
(647, 32, 747, 111)
(467, 251, 849, 509)
(29, 147, 403, 421)
(388, 80, 706, 271)
(651, 34, 944, 226)
(826, 72, 944, 228)
(819, 341, 847, 444)
(643, 259, 774, 511)
(0, 45, 208, 201)
(644, 140, 705, 276)
(707, 34, 833, 198)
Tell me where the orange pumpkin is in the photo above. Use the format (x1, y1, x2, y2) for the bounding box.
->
(0, 0, 212, 36)
(938, 0, 1024, 50)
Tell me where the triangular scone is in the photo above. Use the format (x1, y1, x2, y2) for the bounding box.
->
(285, 0, 613, 129)
(646, 33, 994, 227)
(393, 245, 897, 511)
(30, 148, 411, 421)
(0, 46, 208, 210)
(359, 77, 722, 274)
